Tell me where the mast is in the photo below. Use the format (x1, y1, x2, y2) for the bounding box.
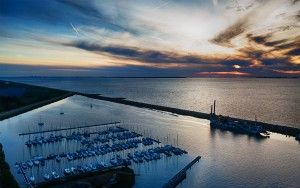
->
(213, 100, 216, 115)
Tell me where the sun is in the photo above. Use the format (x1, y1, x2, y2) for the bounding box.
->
(233, 65, 241, 69)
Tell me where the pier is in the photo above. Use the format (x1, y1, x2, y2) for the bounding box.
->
(162, 156, 201, 188)
(19, 121, 120, 136)
(81, 94, 300, 137)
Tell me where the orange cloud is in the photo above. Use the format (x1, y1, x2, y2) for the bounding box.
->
(273, 70, 300, 74)
(195, 71, 250, 76)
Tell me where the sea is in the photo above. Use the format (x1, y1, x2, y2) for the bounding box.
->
(2, 77, 299, 128)
(0, 77, 300, 187)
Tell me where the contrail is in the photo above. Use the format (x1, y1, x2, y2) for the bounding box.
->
(152, 0, 171, 11)
(70, 23, 79, 36)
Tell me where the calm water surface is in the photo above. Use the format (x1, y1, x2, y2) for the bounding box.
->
(3, 77, 300, 128)
(0, 95, 299, 188)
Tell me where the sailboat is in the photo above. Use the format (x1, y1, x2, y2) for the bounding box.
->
(29, 176, 35, 184)
(60, 107, 64, 115)
(38, 115, 44, 126)
(43, 174, 50, 181)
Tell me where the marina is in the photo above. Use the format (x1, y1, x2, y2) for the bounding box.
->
(1, 0, 300, 187)
(15, 122, 189, 187)
(0, 95, 299, 187)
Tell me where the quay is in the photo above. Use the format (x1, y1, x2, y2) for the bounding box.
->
(80, 93, 300, 137)
(162, 156, 201, 188)
(19, 121, 120, 136)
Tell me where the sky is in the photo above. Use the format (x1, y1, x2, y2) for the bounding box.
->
(0, 0, 299, 77)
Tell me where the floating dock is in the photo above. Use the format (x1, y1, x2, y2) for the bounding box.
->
(162, 156, 201, 188)
(17, 162, 33, 188)
(19, 121, 120, 136)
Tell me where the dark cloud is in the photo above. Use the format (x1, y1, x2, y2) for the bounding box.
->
(274, 38, 300, 51)
(296, 11, 300, 21)
(237, 36, 298, 68)
(246, 33, 289, 48)
(286, 48, 300, 55)
(247, 33, 300, 58)
(247, 34, 272, 44)
(260, 57, 291, 66)
(239, 46, 266, 59)
(62, 40, 209, 65)
(264, 39, 288, 47)
(210, 18, 249, 47)
(0, 62, 196, 77)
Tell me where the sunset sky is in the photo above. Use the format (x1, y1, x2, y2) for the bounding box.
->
(0, 0, 299, 77)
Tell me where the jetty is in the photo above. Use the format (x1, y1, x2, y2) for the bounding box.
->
(19, 121, 120, 136)
(162, 156, 201, 188)
(80, 93, 300, 137)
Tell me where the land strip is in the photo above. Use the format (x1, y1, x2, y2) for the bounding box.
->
(0, 80, 74, 121)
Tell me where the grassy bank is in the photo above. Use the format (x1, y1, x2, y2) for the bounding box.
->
(0, 80, 69, 113)
(0, 80, 73, 121)
(0, 143, 19, 188)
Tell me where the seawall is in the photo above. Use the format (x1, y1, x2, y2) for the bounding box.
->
(81, 93, 300, 137)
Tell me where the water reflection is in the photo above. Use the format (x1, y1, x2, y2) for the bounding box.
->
(0, 95, 299, 188)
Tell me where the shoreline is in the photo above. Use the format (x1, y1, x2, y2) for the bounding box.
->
(0, 93, 74, 121)
(0, 80, 74, 121)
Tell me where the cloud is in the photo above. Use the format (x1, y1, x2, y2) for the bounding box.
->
(61, 40, 210, 65)
(210, 17, 249, 47)
(247, 34, 272, 45)
(194, 71, 250, 77)
(273, 70, 300, 74)
(1, 0, 300, 77)
(286, 48, 300, 56)
(246, 33, 298, 51)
